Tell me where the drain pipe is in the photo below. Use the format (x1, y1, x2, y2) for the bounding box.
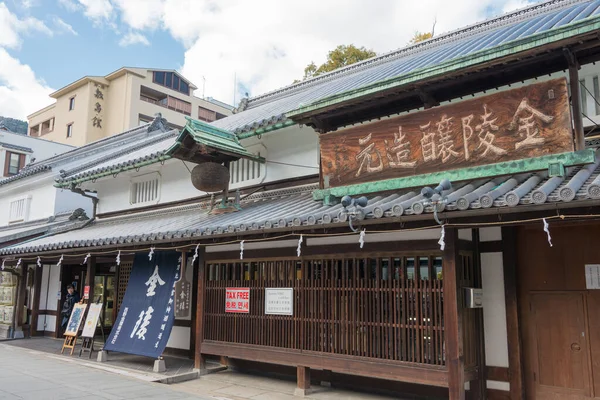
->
(69, 185, 99, 218)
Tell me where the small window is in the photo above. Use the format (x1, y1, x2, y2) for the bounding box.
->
(229, 144, 266, 189)
(130, 172, 161, 205)
(4, 151, 25, 176)
(180, 80, 189, 95)
(66, 123, 73, 138)
(173, 75, 180, 92)
(8, 196, 31, 223)
(153, 71, 165, 85)
(165, 72, 172, 88)
(69, 97, 75, 111)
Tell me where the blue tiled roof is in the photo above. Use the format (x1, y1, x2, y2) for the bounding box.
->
(212, 0, 600, 134)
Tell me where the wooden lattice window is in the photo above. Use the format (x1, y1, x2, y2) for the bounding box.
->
(204, 254, 445, 366)
(116, 261, 133, 313)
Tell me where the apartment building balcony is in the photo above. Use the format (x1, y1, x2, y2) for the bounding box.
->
(140, 86, 191, 116)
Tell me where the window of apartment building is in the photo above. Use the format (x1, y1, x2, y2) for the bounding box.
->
(69, 96, 75, 111)
(4, 151, 25, 176)
(8, 195, 31, 223)
(198, 106, 217, 122)
(229, 144, 267, 189)
(130, 172, 161, 205)
(66, 123, 73, 138)
(152, 71, 190, 95)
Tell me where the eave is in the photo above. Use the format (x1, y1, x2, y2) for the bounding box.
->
(288, 15, 600, 132)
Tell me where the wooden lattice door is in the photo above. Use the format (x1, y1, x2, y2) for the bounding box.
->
(116, 261, 133, 314)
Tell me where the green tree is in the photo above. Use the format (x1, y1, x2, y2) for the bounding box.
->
(298, 45, 376, 81)
(408, 31, 433, 45)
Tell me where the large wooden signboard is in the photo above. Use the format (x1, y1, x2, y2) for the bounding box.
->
(320, 78, 573, 188)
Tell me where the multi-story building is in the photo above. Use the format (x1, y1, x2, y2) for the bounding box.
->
(0, 127, 73, 178)
(27, 67, 232, 147)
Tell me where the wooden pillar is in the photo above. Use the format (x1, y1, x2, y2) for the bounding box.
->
(502, 227, 525, 400)
(31, 263, 43, 335)
(443, 228, 465, 400)
(85, 256, 96, 303)
(470, 229, 486, 400)
(295, 366, 311, 397)
(14, 267, 27, 328)
(566, 49, 585, 150)
(194, 246, 207, 370)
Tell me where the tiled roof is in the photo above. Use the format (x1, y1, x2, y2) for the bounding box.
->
(0, 142, 33, 153)
(0, 209, 89, 246)
(56, 130, 178, 186)
(0, 118, 172, 187)
(3, 151, 600, 255)
(212, 0, 600, 135)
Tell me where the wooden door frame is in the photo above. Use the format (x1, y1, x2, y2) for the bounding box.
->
(527, 290, 594, 399)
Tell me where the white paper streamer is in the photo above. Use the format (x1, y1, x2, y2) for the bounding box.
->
(359, 229, 366, 249)
(438, 225, 446, 251)
(192, 244, 200, 265)
(0, 259, 4, 270)
(543, 218, 553, 247)
(148, 246, 155, 261)
(116, 250, 121, 266)
(57, 254, 64, 267)
(297, 235, 303, 257)
(16, 258, 22, 269)
(240, 240, 245, 260)
(37, 256, 42, 268)
(82, 253, 90, 265)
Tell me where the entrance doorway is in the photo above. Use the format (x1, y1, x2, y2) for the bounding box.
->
(529, 292, 591, 400)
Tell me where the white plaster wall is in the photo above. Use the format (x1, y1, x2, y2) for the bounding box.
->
(37, 264, 61, 332)
(166, 326, 191, 350)
(0, 130, 73, 163)
(479, 227, 502, 242)
(481, 252, 510, 393)
(53, 186, 93, 217)
(91, 125, 319, 215)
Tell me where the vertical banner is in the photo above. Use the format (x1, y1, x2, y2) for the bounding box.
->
(104, 251, 180, 358)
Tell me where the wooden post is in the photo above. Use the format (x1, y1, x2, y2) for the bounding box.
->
(502, 227, 525, 400)
(295, 366, 311, 397)
(31, 263, 43, 336)
(85, 256, 96, 303)
(14, 266, 27, 329)
(565, 48, 585, 150)
(471, 229, 486, 400)
(194, 246, 207, 370)
(443, 228, 465, 400)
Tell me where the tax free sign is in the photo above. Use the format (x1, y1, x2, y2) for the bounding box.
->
(105, 251, 181, 358)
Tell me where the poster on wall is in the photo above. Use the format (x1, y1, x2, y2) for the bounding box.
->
(64, 303, 87, 336)
(81, 303, 103, 338)
(104, 251, 181, 358)
(225, 288, 250, 313)
(265, 288, 293, 316)
(585, 264, 600, 290)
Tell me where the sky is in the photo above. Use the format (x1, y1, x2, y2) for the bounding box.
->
(0, 0, 538, 120)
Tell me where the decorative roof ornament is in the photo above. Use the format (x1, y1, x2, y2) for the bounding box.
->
(232, 96, 249, 114)
(149, 113, 168, 132)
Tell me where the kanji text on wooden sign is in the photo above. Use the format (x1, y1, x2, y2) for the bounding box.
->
(320, 78, 573, 188)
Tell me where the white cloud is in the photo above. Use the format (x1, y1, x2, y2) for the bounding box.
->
(0, 48, 54, 119)
(53, 16, 78, 35)
(58, 0, 81, 12)
(502, 0, 535, 13)
(0, 2, 52, 49)
(112, 0, 164, 30)
(76, 0, 113, 24)
(119, 31, 150, 47)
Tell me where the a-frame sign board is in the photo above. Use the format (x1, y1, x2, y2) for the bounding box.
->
(79, 299, 106, 358)
(61, 303, 87, 355)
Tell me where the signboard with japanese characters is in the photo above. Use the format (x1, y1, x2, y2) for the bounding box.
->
(175, 279, 191, 318)
(64, 303, 87, 337)
(225, 288, 250, 313)
(265, 288, 293, 316)
(585, 264, 600, 290)
(320, 78, 573, 188)
(104, 251, 181, 358)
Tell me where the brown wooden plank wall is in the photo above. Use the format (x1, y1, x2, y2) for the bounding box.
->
(204, 253, 445, 365)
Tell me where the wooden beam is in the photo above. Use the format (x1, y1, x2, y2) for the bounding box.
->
(443, 228, 465, 400)
(14, 267, 27, 329)
(565, 48, 585, 150)
(194, 246, 207, 370)
(501, 226, 525, 400)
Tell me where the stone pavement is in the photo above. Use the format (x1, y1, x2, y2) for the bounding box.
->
(1, 339, 409, 400)
(0, 343, 212, 400)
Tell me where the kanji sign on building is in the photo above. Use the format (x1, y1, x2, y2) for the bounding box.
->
(225, 288, 250, 313)
(319, 78, 573, 188)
